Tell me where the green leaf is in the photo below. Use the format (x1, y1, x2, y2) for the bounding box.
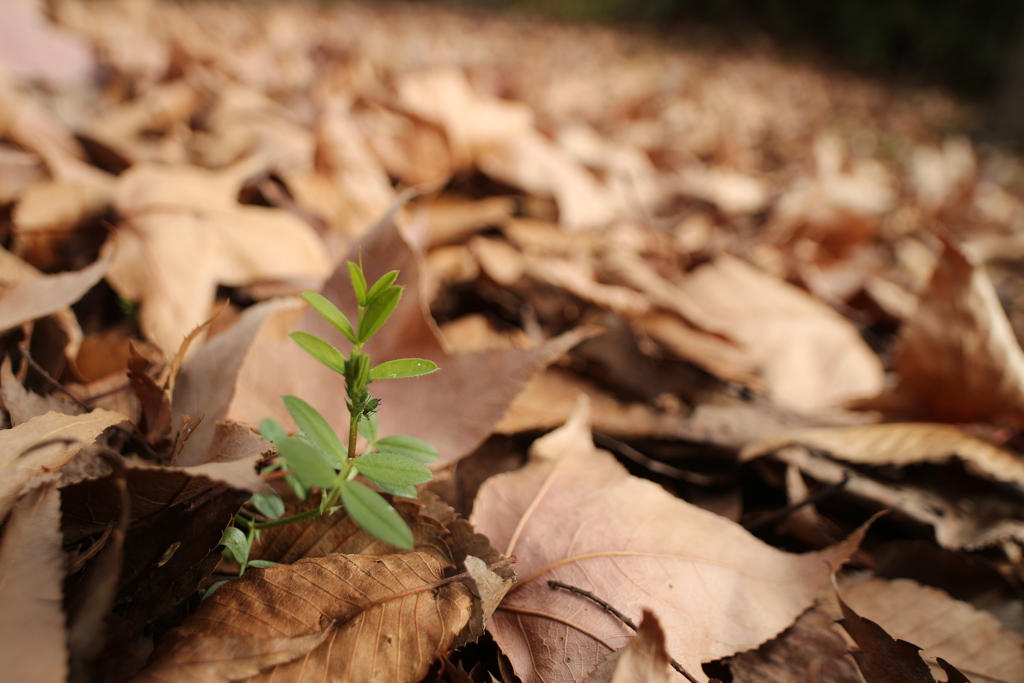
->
(246, 560, 277, 569)
(301, 291, 357, 344)
(348, 262, 368, 306)
(203, 579, 231, 599)
(283, 473, 309, 500)
(251, 492, 285, 521)
(220, 526, 249, 565)
(358, 411, 378, 442)
(369, 358, 439, 380)
(259, 418, 289, 444)
(375, 435, 440, 463)
(358, 286, 402, 343)
(365, 270, 399, 305)
(374, 482, 418, 499)
(276, 436, 338, 489)
(282, 395, 347, 465)
(338, 480, 414, 549)
(354, 452, 432, 486)
(290, 332, 347, 375)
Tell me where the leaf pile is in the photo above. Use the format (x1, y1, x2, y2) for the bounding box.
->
(2, 1, 1024, 682)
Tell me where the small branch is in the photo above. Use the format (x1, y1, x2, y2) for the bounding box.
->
(547, 580, 698, 683)
(742, 472, 851, 532)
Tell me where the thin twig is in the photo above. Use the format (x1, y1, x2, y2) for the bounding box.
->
(742, 472, 851, 532)
(547, 580, 699, 683)
(593, 433, 725, 486)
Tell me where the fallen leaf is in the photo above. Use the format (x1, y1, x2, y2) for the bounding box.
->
(479, 130, 616, 230)
(681, 254, 884, 412)
(0, 408, 127, 523)
(0, 357, 80, 425)
(0, 484, 67, 683)
(472, 399, 866, 682)
(837, 590, 937, 683)
(741, 422, 1024, 488)
(136, 552, 474, 683)
(838, 576, 1023, 682)
(585, 610, 672, 683)
(397, 67, 534, 170)
(863, 238, 1024, 426)
(726, 601, 861, 683)
(108, 160, 332, 354)
(0, 0, 94, 84)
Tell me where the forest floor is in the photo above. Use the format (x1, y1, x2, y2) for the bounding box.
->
(2, 1, 1024, 682)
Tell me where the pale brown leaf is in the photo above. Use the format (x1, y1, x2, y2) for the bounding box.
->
(472, 399, 866, 683)
(0, 484, 67, 683)
(108, 161, 331, 354)
(137, 552, 474, 683)
(864, 238, 1024, 426)
(741, 422, 1024, 488)
(586, 611, 672, 683)
(0, 408, 128, 523)
(836, 576, 1024, 682)
(680, 254, 884, 412)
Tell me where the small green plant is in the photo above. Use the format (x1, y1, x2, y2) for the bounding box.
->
(219, 261, 439, 577)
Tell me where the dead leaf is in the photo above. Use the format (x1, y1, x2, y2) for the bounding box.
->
(472, 399, 866, 682)
(0, 240, 110, 326)
(1, 357, 80, 425)
(397, 67, 534, 170)
(838, 576, 1022, 682)
(585, 610, 672, 683)
(726, 602, 862, 683)
(681, 254, 884, 412)
(0, 484, 67, 683)
(479, 130, 616, 230)
(0, 408, 127, 523)
(136, 552, 474, 683)
(108, 160, 331, 354)
(863, 238, 1024, 426)
(742, 422, 1024, 488)
(837, 590, 937, 683)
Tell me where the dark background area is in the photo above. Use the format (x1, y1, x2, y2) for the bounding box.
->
(451, 0, 1024, 98)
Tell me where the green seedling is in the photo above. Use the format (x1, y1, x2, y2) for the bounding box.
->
(216, 262, 439, 580)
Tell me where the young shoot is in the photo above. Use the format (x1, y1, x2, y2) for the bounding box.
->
(218, 262, 439, 578)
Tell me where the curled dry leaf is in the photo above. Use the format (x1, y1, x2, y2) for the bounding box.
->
(864, 238, 1024, 426)
(0, 242, 109, 331)
(0, 408, 127, 523)
(741, 422, 1024, 488)
(585, 610, 672, 683)
(0, 484, 67, 683)
(135, 552, 474, 683)
(837, 576, 1024, 682)
(108, 161, 332, 355)
(471, 398, 867, 683)
(680, 254, 884, 412)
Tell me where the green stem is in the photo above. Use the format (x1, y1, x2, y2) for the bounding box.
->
(348, 410, 360, 460)
(252, 507, 324, 530)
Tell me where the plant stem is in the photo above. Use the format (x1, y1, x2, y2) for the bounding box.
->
(252, 507, 324, 530)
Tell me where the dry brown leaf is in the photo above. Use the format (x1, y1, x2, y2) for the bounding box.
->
(767, 444, 1024, 550)
(0, 408, 127, 523)
(837, 576, 1023, 682)
(726, 602, 862, 683)
(0, 357, 80, 425)
(0, 242, 111, 333)
(494, 367, 691, 439)
(0, 1, 93, 83)
(0, 484, 67, 683)
(472, 399, 866, 683)
(527, 255, 651, 317)
(677, 166, 770, 215)
(479, 129, 616, 229)
(397, 67, 534, 170)
(585, 611, 672, 683)
(136, 552, 474, 683)
(680, 254, 884, 412)
(742, 422, 1024, 488)
(469, 235, 527, 286)
(865, 238, 1024, 426)
(424, 196, 516, 248)
(108, 160, 331, 354)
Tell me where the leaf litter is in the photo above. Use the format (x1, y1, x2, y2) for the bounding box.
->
(1, 1, 1024, 682)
